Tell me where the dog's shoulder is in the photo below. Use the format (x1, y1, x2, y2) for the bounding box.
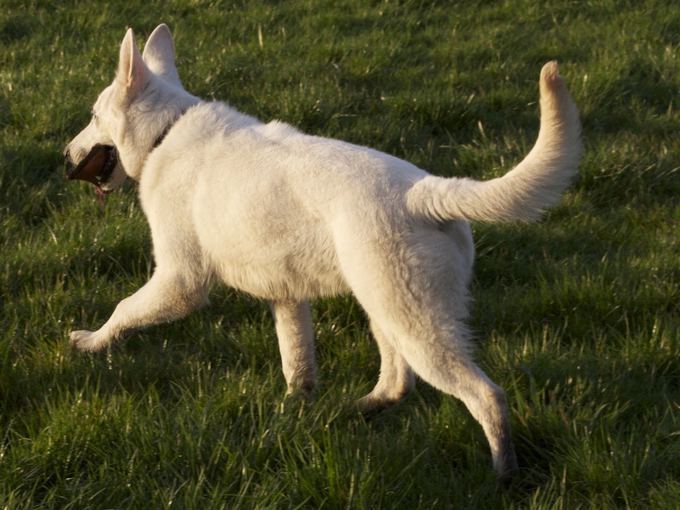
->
(188, 101, 261, 134)
(256, 120, 299, 143)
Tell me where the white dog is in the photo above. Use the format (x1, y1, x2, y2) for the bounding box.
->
(64, 24, 581, 479)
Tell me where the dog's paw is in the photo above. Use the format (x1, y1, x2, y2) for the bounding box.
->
(355, 393, 400, 415)
(69, 330, 109, 352)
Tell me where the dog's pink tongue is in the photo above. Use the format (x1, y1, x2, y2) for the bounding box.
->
(96, 186, 111, 207)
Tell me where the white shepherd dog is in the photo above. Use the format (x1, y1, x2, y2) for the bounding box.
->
(64, 24, 581, 479)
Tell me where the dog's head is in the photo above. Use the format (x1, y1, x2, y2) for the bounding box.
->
(64, 24, 190, 193)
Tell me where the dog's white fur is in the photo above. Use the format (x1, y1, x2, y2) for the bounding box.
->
(65, 25, 582, 478)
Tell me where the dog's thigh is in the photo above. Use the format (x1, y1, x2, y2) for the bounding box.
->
(270, 300, 317, 395)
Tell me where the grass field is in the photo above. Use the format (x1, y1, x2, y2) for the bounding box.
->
(1, 0, 679, 508)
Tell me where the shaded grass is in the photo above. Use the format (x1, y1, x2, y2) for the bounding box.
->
(1, 0, 679, 508)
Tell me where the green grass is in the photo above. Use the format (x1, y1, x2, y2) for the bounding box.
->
(1, 0, 679, 508)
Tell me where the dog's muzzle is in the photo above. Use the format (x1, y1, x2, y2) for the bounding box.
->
(66, 144, 118, 189)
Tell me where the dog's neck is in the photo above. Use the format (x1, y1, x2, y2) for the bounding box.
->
(152, 108, 188, 151)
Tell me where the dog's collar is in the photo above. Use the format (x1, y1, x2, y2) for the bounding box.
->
(152, 109, 187, 150)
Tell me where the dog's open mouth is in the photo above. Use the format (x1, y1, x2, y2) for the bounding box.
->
(67, 144, 118, 193)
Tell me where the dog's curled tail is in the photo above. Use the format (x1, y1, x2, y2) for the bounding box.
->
(406, 61, 582, 223)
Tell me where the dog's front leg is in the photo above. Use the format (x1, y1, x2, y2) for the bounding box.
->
(70, 269, 207, 352)
(270, 300, 317, 396)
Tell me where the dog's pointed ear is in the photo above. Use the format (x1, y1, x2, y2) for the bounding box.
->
(142, 24, 181, 85)
(116, 28, 150, 99)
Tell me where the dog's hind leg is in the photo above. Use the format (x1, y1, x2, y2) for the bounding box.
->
(338, 238, 517, 478)
(399, 330, 518, 479)
(69, 268, 208, 352)
(376, 316, 518, 479)
(270, 300, 317, 396)
(356, 323, 414, 413)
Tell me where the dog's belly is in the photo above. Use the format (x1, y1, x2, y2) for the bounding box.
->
(195, 214, 349, 300)
(214, 255, 349, 300)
